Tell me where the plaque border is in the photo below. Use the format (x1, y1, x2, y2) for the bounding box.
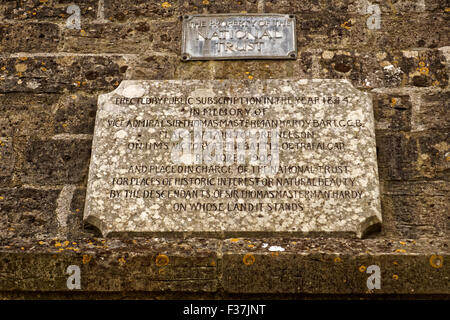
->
(181, 13, 297, 61)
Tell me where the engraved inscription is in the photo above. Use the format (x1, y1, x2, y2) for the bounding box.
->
(84, 80, 381, 238)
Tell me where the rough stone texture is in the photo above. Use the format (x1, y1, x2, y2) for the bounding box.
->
(62, 23, 167, 54)
(376, 131, 448, 181)
(1, 0, 99, 22)
(221, 238, 449, 295)
(53, 93, 98, 135)
(0, 238, 448, 296)
(0, 55, 128, 93)
(104, 0, 181, 21)
(84, 79, 381, 238)
(131, 55, 178, 80)
(0, 188, 61, 241)
(381, 181, 449, 238)
(266, 0, 448, 14)
(0, 93, 61, 137)
(413, 91, 450, 131)
(373, 93, 412, 131)
(0, 23, 60, 53)
(0, 0, 448, 298)
(22, 138, 92, 185)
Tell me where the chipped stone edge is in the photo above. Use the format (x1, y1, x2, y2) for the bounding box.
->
(84, 81, 143, 237)
(341, 79, 383, 238)
(83, 91, 113, 237)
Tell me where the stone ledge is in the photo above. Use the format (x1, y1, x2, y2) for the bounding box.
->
(0, 238, 447, 296)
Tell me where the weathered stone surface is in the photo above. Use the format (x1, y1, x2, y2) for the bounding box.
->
(316, 48, 448, 89)
(373, 93, 412, 131)
(0, 55, 127, 93)
(181, 0, 258, 14)
(318, 50, 384, 89)
(53, 93, 98, 135)
(22, 138, 92, 185)
(265, 0, 324, 13)
(379, 15, 448, 50)
(181, 14, 296, 61)
(0, 93, 97, 142)
(174, 60, 216, 80)
(412, 91, 450, 131)
(0, 0, 448, 300)
(399, 49, 448, 88)
(85, 79, 381, 238)
(208, 59, 302, 79)
(382, 192, 448, 238)
(62, 22, 181, 55)
(67, 188, 89, 239)
(0, 119, 12, 138)
(267, 0, 448, 14)
(381, 181, 449, 238)
(376, 131, 449, 180)
(221, 238, 449, 294)
(1, 0, 98, 21)
(0, 238, 447, 295)
(175, 58, 303, 81)
(0, 237, 220, 292)
(295, 13, 448, 51)
(0, 93, 60, 137)
(373, 0, 449, 13)
(105, 0, 180, 21)
(0, 138, 14, 185)
(295, 13, 358, 50)
(0, 23, 60, 53)
(0, 187, 60, 241)
(129, 55, 178, 80)
(150, 22, 182, 55)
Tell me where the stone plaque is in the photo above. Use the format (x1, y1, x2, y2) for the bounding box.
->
(181, 14, 297, 60)
(84, 79, 381, 238)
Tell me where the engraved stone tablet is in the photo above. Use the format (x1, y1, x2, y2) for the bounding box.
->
(181, 14, 297, 60)
(84, 80, 381, 238)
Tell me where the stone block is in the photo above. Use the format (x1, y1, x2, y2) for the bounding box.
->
(22, 138, 92, 185)
(376, 131, 449, 180)
(0, 187, 60, 240)
(412, 91, 450, 131)
(0, 55, 127, 93)
(180, 0, 258, 14)
(373, 93, 412, 131)
(53, 93, 97, 135)
(0, 93, 60, 137)
(0, 22, 60, 53)
(1, 0, 98, 21)
(128, 55, 177, 80)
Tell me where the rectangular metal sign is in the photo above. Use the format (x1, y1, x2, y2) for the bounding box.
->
(181, 14, 297, 61)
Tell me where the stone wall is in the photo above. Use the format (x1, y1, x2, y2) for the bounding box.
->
(0, 0, 448, 298)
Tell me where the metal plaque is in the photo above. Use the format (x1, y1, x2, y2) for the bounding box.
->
(181, 14, 297, 61)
